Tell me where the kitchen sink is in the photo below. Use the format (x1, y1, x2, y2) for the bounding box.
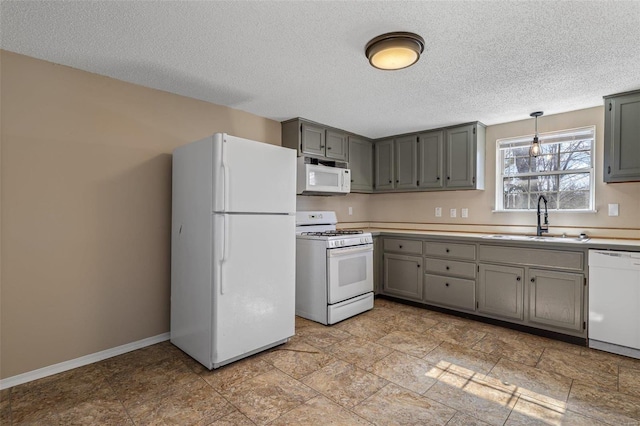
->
(481, 234, 533, 241)
(481, 234, 590, 243)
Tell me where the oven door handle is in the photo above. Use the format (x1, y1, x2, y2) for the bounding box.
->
(327, 244, 373, 257)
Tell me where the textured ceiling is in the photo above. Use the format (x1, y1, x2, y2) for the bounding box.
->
(2, 1, 640, 138)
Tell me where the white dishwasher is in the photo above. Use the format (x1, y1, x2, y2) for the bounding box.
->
(588, 250, 640, 359)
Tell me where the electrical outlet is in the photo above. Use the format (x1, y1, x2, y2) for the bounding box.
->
(450, 208, 457, 218)
(461, 208, 469, 218)
(608, 203, 619, 216)
(348, 207, 353, 216)
(435, 207, 442, 217)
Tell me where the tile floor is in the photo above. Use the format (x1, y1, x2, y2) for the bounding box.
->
(2, 298, 640, 425)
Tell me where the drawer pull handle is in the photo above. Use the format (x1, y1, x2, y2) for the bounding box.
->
(446, 248, 450, 253)
(446, 266, 450, 270)
(516, 276, 521, 281)
(531, 277, 535, 283)
(417, 264, 421, 268)
(399, 245, 403, 249)
(445, 283, 449, 287)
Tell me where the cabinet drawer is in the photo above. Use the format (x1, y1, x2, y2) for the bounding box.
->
(424, 258, 476, 279)
(479, 245, 583, 271)
(424, 242, 476, 260)
(424, 274, 476, 311)
(383, 238, 423, 255)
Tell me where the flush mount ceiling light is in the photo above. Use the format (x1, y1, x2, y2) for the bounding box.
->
(529, 111, 544, 157)
(365, 32, 425, 70)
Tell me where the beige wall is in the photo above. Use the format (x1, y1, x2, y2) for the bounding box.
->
(300, 107, 640, 238)
(2, 50, 639, 380)
(0, 51, 281, 379)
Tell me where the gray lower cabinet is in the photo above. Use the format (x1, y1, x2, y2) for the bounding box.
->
(478, 263, 524, 320)
(604, 90, 640, 182)
(348, 136, 373, 192)
(528, 269, 584, 331)
(379, 236, 587, 339)
(383, 253, 423, 301)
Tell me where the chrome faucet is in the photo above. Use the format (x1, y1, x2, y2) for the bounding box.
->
(536, 195, 549, 236)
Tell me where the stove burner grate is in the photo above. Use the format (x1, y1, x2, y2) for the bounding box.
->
(301, 230, 364, 237)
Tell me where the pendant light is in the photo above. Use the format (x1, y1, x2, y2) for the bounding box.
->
(365, 32, 425, 70)
(529, 111, 544, 157)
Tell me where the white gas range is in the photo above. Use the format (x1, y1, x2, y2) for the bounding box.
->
(295, 211, 374, 325)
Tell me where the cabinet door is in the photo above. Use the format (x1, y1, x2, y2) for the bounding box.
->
(604, 92, 640, 182)
(348, 136, 373, 192)
(394, 135, 418, 189)
(528, 269, 583, 331)
(445, 124, 475, 188)
(326, 130, 348, 161)
(383, 253, 422, 300)
(418, 131, 444, 189)
(301, 122, 326, 157)
(478, 264, 524, 320)
(375, 139, 395, 190)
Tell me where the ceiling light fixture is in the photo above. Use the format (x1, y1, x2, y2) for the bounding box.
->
(529, 111, 544, 157)
(365, 32, 425, 70)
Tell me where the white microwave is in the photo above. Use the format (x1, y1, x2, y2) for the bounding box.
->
(297, 158, 350, 195)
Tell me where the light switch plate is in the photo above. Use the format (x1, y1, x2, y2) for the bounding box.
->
(608, 203, 619, 216)
(435, 207, 442, 217)
(450, 208, 457, 218)
(461, 208, 469, 218)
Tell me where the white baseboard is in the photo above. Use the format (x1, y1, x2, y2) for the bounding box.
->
(0, 332, 170, 390)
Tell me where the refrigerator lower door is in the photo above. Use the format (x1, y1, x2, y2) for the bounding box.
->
(211, 213, 295, 367)
(211, 134, 296, 214)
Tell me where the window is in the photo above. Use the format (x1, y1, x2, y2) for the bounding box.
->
(496, 126, 595, 211)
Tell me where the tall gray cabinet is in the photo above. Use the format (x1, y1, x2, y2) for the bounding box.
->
(603, 90, 640, 182)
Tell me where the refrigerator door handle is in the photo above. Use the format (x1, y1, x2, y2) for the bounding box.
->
(220, 215, 228, 295)
(221, 139, 230, 211)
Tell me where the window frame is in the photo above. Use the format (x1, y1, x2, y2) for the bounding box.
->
(494, 126, 596, 212)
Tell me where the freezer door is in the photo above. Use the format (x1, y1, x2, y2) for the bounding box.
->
(211, 134, 296, 214)
(212, 213, 295, 365)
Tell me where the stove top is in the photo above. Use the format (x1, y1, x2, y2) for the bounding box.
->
(301, 230, 364, 237)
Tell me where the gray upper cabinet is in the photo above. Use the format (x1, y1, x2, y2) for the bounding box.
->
(604, 90, 640, 182)
(325, 129, 348, 161)
(373, 122, 485, 193)
(281, 118, 348, 162)
(418, 130, 444, 189)
(348, 136, 373, 192)
(375, 139, 395, 190)
(300, 122, 325, 157)
(395, 135, 419, 189)
(445, 123, 485, 189)
(283, 117, 485, 193)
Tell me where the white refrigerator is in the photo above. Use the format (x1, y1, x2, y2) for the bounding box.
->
(171, 133, 296, 369)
